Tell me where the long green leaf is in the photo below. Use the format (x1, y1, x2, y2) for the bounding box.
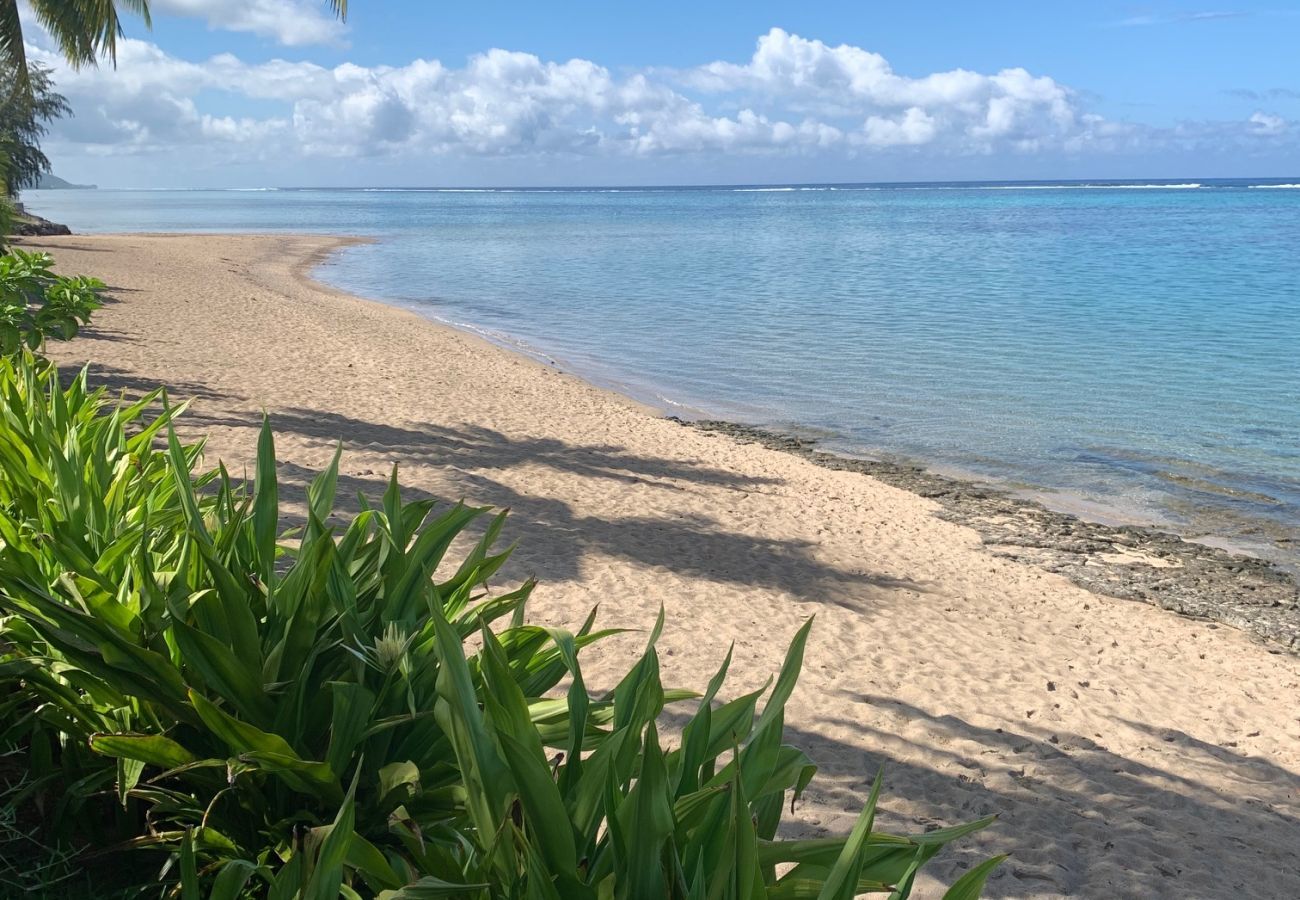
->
(89, 733, 197, 768)
(252, 416, 279, 589)
(941, 855, 1007, 900)
(816, 770, 883, 900)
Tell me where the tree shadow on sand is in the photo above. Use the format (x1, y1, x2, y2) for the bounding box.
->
(260, 459, 925, 612)
(192, 407, 781, 492)
(70, 363, 240, 403)
(14, 239, 118, 254)
(656, 695, 1300, 898)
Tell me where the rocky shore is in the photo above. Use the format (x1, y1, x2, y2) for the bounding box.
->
(678, 418, 1300, 652)
(11, 211, 72, 236)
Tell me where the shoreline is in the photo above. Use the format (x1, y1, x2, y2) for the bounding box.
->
(676, 419, 1300, 651)
(303, 241, 1300, 652)
(28, 229, 1300, 650)
(23, 233, 1300, 898)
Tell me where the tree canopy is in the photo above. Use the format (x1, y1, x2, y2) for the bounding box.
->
(1, 1, 346, 75)
(1, 62, 70, 198)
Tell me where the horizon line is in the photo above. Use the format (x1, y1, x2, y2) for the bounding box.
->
(28, 175, 1300, 192)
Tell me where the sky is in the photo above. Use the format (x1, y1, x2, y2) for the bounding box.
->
(20, 0, 1300, 187)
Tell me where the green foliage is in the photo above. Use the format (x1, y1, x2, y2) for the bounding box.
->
(0, 197, 12, 248)
(0, 351, 191, 845)
(1, 62, 71, 199)
(425, 612, 998, 899)
(0, 248, 103, 354)
(0, 0, 152, 78)
(0, 1, 344, 79)
(0, 353, 1000, 897)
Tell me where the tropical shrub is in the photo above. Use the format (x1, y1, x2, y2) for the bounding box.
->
(0, 353, 576, 888)
(0, 354, 1002, 897)
(424, 610, 1004, 899)
(0, 249, 103, 354)
(0, 352, 194, 850)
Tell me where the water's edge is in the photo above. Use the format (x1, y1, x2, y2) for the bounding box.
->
(305, 247, 1300, 652)
(682, 419, 1300, 651)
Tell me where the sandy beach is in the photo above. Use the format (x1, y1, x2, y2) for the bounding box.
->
(24, 232, 1300, 899)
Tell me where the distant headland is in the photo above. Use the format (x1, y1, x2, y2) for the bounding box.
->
(34, 173, 98, 190)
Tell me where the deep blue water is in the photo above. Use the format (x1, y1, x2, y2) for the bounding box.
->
(22, 179, 1300, 562)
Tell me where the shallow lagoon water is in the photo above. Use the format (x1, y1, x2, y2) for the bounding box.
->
(25, 179, 1300, 562)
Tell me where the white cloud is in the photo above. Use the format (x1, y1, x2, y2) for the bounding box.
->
(151, 0, 347, 47)
(26, 26, 1298, 174)
(33, 36, 853, 159)
(861, 107, 936, 147)
(1248, 112, 1287, 136)
(683, 28, 1078, 150)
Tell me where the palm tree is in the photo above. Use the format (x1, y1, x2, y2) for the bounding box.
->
(0, 0, 150, 78)
(0, 1, 347, 74)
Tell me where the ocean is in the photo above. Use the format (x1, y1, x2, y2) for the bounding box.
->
(21, 179, 1300, 565)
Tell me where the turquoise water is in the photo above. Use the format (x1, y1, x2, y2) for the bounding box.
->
(22, 181, 1300, 561)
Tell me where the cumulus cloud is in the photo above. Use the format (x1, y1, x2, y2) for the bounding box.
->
(32, 34, 853, 159)
(861, 107, 936, 147)
(25, 25, 1297, 172)
(151, 0, 347, 46)
(1248, 112, 1287, 135)
(681, 28, 1081, 150)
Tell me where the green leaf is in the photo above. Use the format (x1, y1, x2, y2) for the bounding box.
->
(327, 682, 375, 778)
(211, 860, 260, 900)
(377, 876, 490, 898)
(164, 419, 211, 546)
(307, 442, 343, 526)
(240, 751, 341, 803)
(253, 417, 279, 589)
(377, 760, 420, 807)
(480, 622, 579, 878)
(941, 855, 1007, 900)
(615, 722, 675, 900)
(816, 770, 883, 900)
(180, 828, 200, 900)
(756, 617, 813, 737)
(429, 602, 511, 874)
(89, 733, 197, 769)
(304, 768, 361, 900)
(188, 690, 338, 800)
(172, 616, 274, 726)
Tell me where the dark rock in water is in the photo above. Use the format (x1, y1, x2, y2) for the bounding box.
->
(12, 213, 72, 236)
(674, 417, 1300, 653)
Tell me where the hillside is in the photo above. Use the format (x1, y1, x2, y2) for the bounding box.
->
(34, 173, 97, 189)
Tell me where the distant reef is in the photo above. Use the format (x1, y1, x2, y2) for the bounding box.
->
(34, 173, 97, 190)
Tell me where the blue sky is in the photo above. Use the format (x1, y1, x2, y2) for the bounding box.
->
(24, 1, 1300, 186)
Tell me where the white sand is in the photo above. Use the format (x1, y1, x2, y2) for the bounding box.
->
(31, 233, 1300, 899)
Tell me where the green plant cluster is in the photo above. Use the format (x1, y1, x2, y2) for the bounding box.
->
(0, 249, 104, 353)
(0, 260, 1002, 898)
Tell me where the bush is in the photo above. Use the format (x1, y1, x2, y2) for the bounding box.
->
(0, 353, 1002, 897)
(0, 249, 103, 355)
